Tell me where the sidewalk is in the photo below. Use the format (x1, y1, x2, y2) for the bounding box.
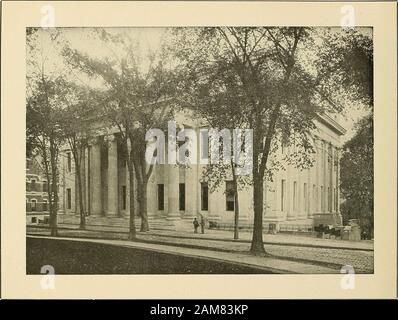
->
(27, 234, 339, 274)
(55, 220, 374, 251)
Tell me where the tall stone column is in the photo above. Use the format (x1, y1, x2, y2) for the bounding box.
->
(319, 140, 324, 212)
(323, 141, 328, 213)
(336, 148, 342, 224)
(330, 145, 335, 213)
(184, 165, 197, 218)
(336, 149, 340, 213)
(286, 145, 295, 221)
(85, 147, 90, 214)
(184, 131, 198, 219)
(124, 140, 140, 218)
(107, 135, 118, 216)
(75, 149, 86, 214)
(147, 173, 157, 217)
(90, 140, 102, 215)
(315, 139, 320, 213)
(167, 163, 180, 220)
(307, 166, 312, 218)
(297, 167, 305, 219)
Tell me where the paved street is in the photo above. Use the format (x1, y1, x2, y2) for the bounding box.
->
(27, 225, 374, 273)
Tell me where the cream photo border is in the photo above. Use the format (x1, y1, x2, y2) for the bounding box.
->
(1, 1, 396, 299)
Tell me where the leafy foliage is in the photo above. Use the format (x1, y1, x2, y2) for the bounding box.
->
(340, 113, 373, 236)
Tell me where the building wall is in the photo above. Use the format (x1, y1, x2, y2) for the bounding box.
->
(58, 112, 344, 229)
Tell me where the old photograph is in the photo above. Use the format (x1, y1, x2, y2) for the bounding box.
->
(25, 26, 375, 275)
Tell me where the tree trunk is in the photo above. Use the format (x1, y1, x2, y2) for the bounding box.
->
(76, 160, 86, 230)
(138, 181, 149, 232)
(49, 140, 58, 237)
(41, 140, 54, 236)
(231, 163, 239, 240)
(128, 162, 136, 240)
(250, 176, 266, 255)
(234, 188, 240, 240)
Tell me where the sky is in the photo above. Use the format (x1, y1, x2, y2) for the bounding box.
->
(28, 27, 372, 143)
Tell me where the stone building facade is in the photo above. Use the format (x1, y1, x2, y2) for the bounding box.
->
(58, 111, 346, 231)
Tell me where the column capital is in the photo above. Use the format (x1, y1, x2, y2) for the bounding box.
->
(104, 133, 116, 144)
(88, 136, 99, 146)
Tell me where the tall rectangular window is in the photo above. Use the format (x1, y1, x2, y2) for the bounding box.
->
(179, 183, 185, 211)
(43, 181, 48, 192)
(293, 181, 297, 211)
(43, 200, 48, 211)
(281, 179, 286, 211)
(303, 183, 307, 212)
(67, 188, 72, 210)
(201, 182, 208, 211)
(122, 186, 127, 210)
(225, 181, 235, 211)
(67, 152, 72, 172)
(157, 184, 164, 210)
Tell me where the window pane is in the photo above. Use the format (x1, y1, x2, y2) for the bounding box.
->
(225, 181, 235, 211)
(157, 184, 164, 210)
(179, 183, 185, 211)
(67, 188, 71, 209)
(122, 186, 127, 210)
(201, 182, 208, 211)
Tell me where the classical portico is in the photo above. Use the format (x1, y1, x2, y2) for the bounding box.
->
(58, 111, 345, 231)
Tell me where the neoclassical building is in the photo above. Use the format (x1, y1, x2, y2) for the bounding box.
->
(57, 110, 346, 232)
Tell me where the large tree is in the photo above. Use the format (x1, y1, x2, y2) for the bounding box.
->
(27, 44, 65, 236)
(59, 84, 97, 229)
(321, 28, 373, 238)
(340, 114, 373, 237)
(63, 29, 177, 236)
(172, 27, 368, 255)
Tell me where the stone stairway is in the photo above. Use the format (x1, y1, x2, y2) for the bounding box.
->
(57, 213, 177, 231)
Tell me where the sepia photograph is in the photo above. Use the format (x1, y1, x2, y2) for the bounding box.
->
(1, 0, 396, 300)
(25, 26, 374, 275)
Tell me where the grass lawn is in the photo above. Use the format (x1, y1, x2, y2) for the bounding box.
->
(27, 237, 273, 274)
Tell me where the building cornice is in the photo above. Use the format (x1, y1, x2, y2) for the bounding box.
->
(316, 113, 347, 136)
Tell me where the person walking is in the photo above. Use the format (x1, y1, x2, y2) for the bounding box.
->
(200, 215, 205, 234)
(193, 218, 199, 233)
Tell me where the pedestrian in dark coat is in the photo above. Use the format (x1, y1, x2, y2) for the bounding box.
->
(193, 218, 199, 233)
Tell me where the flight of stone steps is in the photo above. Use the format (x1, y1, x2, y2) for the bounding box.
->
(57, 213, 176, 231)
